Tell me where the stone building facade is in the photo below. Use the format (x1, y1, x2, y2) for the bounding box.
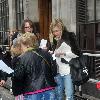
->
(7, 0, 76, 35)
(1, 0, 100, 99)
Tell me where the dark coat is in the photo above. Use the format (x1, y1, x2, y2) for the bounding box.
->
(0, 71, 7, 81)
(61, 30, 82, 56)
(0, 48, 7, 81)
(36, 48, 57, 76)
(12, 49, 57, 96)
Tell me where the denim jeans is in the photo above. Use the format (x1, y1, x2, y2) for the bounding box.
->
(24, 89, 57, 100)
(54, 74, 64, 100)
(55, 74, 74, 100)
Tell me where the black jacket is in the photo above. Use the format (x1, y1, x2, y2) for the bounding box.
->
(12, 49, 57, 96)
(0, 71, 7, 81)
(62, 31, 82, 56)
(36, 48, 57, 76)
(0, 48, 7, 81)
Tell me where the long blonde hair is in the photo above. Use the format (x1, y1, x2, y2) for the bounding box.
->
(10, 32, 38, 56)
(19, 32, 38, 48)
(10, 38, 21, 57)
(49, 18, 64, 43)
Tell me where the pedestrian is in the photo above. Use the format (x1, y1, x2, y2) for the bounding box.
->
(20, 19, 40, 40)
(9, 19, 40, 47)
(0, 71, 6, 86)
(49, 18, 82, 100)
(10, 19, 40, 64)
(10, 32, 57, 100)
(0, 47, 7, 86)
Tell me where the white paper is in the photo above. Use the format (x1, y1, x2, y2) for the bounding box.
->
(39, 39, 47, 49)
(0, 60, 14, 74)
(52, 54, 56, 60)
(55, 42, 78, 62)
(55, 42, 70, 53)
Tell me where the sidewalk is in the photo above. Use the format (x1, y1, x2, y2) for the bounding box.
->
(0, 77, 14, 100)
(0, 87, 14, 100)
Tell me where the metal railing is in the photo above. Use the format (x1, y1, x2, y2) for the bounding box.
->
(0, 31, 10, 51)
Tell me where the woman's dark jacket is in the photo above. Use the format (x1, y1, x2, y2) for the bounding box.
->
(0, 71, 7, 81)
(0, 48, 8, 81)
(12, 49, 57, 96)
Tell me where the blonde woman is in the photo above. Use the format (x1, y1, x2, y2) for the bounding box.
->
(11, 32, 57, 100)
(49, 19, 82, 100)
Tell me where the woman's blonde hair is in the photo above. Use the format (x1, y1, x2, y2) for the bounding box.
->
(19, 32, 38, 48)
(49, 19, 64, 34)
(10, 38, 21, 56)
(49, 18, 64, 42)
(10, 32, 38, 56)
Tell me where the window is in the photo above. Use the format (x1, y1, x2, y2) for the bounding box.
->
(0, 0, 9, 46)
(96, 0, 100, 20)
(87, 0, 94, 21)
(77, 0, 100, 80)
(76, 0, 86, 23)
(87, 0, 100, 22)
(15, 0, 24, 31)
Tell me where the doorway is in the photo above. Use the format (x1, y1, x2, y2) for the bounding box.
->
(38, 0, 52, 40)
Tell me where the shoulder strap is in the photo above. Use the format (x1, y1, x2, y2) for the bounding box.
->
(32, 51, 50, 67)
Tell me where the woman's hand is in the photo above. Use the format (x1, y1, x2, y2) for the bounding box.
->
(0, 80, 6, 86)
(55, 52, 66, 57)
(48, 50, 53, 54)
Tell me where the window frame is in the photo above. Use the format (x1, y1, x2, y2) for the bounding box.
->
(0, 0, 9, 46)
(15, 0, 24, 31)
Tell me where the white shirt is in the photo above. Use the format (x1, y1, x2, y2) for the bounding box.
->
(54, 42, 78, 76)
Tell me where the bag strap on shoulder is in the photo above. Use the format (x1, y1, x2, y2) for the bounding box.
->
(32, 51, 50, 67)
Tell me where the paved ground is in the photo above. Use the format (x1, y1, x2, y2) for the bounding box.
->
(0, 77, 14, 100)
(0, 87, 14, 100)
(0, 77, 99, 100)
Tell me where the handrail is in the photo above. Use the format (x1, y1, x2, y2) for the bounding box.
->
(82, 50, 100, 54)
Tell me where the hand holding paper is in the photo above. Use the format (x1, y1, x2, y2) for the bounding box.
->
(54, 42, 78, 62)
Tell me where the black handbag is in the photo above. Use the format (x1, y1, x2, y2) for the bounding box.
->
(61, 55, 89, 86)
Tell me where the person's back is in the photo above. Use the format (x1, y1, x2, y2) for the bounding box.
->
(36, 48, 57, 76)
(11, 48, 57, 99)
(11, 32, 57, 100)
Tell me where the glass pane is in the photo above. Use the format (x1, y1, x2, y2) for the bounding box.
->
(16, 0, 19, 13)
(96, 0, 100, 20)
(7, 16, 9, 30)
(87, 0, 94, 21)
(15, 0, 24, 30)
(0, 0, 9, 45)
(18, 14, 21, 29)
(0, 3, 1, 17)
(20, 0, 22, 12)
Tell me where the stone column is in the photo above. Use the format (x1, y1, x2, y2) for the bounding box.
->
(52, 0, 61, 20)
(62, 0, 76, 33)
(8, 0, 16, 31)
(24, 0, 39, 22)
(52, 0, 76, 33)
